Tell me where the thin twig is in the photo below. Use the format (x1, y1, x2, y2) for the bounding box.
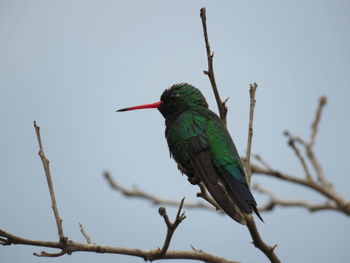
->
(0, 229, 239, 263)
(244, 215, 280, 263)
(253, 184, 339, 213)
(251, 163, 350, 215)
(240, 84, 281, 263)
(286, 137, 312, 181)
(196, 182, 222, 211)
(157, 198, 186, 257)
(200, 8, 279, 261)
(252, 154, 273, 171)
(34, 248, 68, 257)
(200, 7, 227, 124)
(199, 6, 247, 226)
(249, 96, 350, 216)
(79, 223, 92, 244)
(285, 96, 330, 186)
(33, 121, 66, 243)
(245, 83, 258, 184)
(104, 172, 215, 211)
(286, 96, 331, 187)
(284, 129, 330, 187)
(306, 148, 330, 187)
(309, 96, 327, 148)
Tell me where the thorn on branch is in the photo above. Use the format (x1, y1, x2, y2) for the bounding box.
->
(223, 97, 230, 105)
(271, 244, 278, 252)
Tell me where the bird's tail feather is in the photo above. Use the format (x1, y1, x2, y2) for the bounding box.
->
(253, 205, 264, 222)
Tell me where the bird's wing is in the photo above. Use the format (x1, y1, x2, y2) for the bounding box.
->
(174, 110, 246, 224)
(183, 109, 263, 222)
(204, 116, 258, 213)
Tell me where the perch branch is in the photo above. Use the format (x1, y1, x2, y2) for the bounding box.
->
(199, 6, 247, 226)
(196, 182, 222, 211)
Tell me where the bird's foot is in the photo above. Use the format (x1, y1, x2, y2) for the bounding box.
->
(177, 163, 200, 185)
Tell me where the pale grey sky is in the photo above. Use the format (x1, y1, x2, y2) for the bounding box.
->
(1, 1, 350, 263)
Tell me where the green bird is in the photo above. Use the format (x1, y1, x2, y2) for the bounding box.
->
(117, 83, 262, 224)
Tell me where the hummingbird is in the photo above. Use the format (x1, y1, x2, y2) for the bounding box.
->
(117, 83, 262, 224)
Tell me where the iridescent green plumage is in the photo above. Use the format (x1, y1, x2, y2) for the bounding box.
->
(118, 83, 262, 224)
(159, 84, 262, 223)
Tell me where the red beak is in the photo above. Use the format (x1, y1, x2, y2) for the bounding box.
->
(117, 101, 163, 112)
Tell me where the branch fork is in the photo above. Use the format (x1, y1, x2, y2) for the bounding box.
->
(252, 97, 350, 216)
(147, 198, 186, 260)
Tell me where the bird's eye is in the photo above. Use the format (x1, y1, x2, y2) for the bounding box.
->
(169, 93, 179, 101)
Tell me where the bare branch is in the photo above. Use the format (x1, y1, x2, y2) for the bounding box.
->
(252, 154, 273, 171)
(34, 249, 67, 257)
(0, 229, 239, 263)
(244, 83, 258, 184)
(200, 7, 227, 124)
(244, 215, 280, 263)
(251, 163, 350, 215)
(196, 182, 222, 211)
(284, 129, 330, 187)
(238, 84, 281, 263)
(104, 172, 215, 211)
(306, 144, 330, 187)
(253, 184, 339, 213)
(157, 198, 186, 257)
(309, 96, 327, 147)
(33, 121, 66, 243)
(79, 223, 92, 244)
(305, 97, 329, 184)
(285, 136, 312, 180)
(285, 96, 330, 186)
(250, 96, 350, 216)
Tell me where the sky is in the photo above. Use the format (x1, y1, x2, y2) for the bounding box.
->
(1, 1, 350, 263)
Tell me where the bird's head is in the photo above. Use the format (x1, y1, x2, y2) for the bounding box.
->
(117, 83, 208, 119)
